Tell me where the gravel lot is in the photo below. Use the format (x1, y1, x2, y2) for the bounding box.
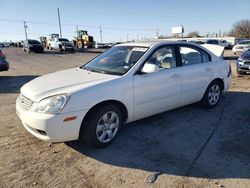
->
(0, 48, 250, 188)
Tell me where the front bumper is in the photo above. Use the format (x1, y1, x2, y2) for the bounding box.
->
(30, 46, 44, 52)
(236, 62, 250, 72)
(16, 99, 87, 142)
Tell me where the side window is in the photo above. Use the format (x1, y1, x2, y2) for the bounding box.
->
(180, 46, 202, 65)
(179, 46, 211, 65)
(201, 51, 210, 62)
(146, 46, 176, 69)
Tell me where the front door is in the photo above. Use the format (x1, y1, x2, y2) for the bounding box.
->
(133, 45, 182, 119)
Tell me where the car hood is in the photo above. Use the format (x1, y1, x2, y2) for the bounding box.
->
(21, 67, 119, 102)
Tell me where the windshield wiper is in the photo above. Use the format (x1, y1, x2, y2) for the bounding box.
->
(82, 67, 107, 74)
(81, 66, 122, 76)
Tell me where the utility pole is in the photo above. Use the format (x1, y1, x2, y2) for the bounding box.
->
(23, 21, 28, 40)
(126, 33, 129, 42)
(156, 30, 159, 38)
(57, 8, 62, 38)
(99, 26, 103, 43)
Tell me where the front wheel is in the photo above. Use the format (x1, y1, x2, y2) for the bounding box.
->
(201, 81, 222, 108)
(237, 69, 244, 75)
(80, 105, 122, 148)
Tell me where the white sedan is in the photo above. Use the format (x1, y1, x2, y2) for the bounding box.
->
(16, 41, 231, 147)
(232, 40, 250, 54)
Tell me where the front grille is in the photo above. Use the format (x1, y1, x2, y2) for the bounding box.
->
(18, 94, 34, 110)
(244, 61, 250, 65)
(65, 43, 72, 47)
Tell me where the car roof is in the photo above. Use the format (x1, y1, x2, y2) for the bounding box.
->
(116, 40, 199, 48)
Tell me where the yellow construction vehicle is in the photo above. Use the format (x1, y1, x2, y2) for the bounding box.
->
(73, 30, 94, 48)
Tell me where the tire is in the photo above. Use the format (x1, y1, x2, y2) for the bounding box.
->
(80, 105, 122, 148)
(237, 70, 245, 75)
(201, 81, 222, 108)
(78, 41, 83, 48)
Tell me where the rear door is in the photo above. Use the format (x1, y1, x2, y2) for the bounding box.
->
(177, 45, 213, 106)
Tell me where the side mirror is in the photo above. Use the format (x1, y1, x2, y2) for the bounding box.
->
(141, 63, 159, 74)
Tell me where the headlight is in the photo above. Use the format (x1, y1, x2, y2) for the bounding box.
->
(237, 59, 243, 65)
(36, 94, 69, 114)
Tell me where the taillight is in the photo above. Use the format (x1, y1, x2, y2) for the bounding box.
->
(0, 50, 5, 58)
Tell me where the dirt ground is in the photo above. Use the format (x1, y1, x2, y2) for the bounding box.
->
(0, 48, 250, 188)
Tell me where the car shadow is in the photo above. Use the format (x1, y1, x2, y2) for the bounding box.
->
(42, 50, 75, 55)
(0, 75, 39, 93)
(66, 91, 250, 179)
(223, 56, 238, 60)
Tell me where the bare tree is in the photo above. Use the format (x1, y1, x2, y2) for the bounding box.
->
(187, 31, 201, 38)
(229, 19, 250, 38)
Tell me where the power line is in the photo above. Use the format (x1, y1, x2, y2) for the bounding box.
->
(0, 19, 169, 32)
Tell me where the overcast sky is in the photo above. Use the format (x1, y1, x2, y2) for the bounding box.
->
(0, 0, 249, 42)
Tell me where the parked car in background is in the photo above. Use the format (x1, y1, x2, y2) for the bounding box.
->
(95, 43, 111, 49)
(232, 40, 250, 54)
(206, 39, 231, 48)
(48, 38, 74, 52)
(236, 49, 250, 75)
(0, 48, 9, 71)
(0, 43, 10, 48)
(16, 41, 231, 148)
(23, 39, 44, 53)
(190, 40, 205, 45)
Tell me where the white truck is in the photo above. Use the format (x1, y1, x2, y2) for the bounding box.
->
(48, 37, 75, 52)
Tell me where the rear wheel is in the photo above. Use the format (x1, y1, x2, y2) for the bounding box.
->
(201, 81, 222, 108)
(80, 105, 122, 148)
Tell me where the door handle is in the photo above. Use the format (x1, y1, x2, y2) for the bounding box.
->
(171, 74, 181, 79)
(205, 67, 212, 72)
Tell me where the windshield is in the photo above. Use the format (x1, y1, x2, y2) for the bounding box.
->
(28, 40, 40, 44)
(59, 38, 69, 42)
(241, 50, 250, 59)
(82, 46, 148, 75)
